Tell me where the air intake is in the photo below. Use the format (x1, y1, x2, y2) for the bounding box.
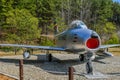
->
(86, 38, 100, 49)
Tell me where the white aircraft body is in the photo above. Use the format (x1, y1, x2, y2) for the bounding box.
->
(0, 20, 120, 76)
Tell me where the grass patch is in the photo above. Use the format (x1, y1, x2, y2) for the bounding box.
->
(108, 47, 120, 56)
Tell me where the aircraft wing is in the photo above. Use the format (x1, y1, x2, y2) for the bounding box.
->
(0, 44, 65, 51)
(99, 44, 120, 49)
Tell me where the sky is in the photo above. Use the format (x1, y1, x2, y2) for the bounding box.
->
(113, 0, 120, 3)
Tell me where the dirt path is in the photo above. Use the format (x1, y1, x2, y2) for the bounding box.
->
(0, 74, 17, 80)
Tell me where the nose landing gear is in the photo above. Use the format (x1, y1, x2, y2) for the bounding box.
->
(85, 51, 94, 75)
(83, 51, 108, 79)
(79, 52, 94, 74)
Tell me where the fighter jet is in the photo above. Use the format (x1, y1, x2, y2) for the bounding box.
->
(0, 20, 119, 76)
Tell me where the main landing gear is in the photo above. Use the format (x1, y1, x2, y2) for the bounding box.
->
(23, 50, 31, 59)
(46, 50, 52, 62)
(47, 53, 52, 62)
(22, 49, 53, 61)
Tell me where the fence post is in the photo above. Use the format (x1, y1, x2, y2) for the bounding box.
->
(69, 67, 74, 80)
(19, 59, 23, 80)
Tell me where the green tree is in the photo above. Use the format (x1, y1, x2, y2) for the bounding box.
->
(95, 22, 116, 43)
(90, 0, 113, 26)
(112, 2, 120, 26)
(15, 0, 60, 33)
(0, 0, 13, 27)
(2, 9, 40, 44)
(0, 0, 119, 45)
(105, 33, 119, 44)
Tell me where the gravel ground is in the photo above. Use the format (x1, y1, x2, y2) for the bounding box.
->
(0, 53, 120, 80)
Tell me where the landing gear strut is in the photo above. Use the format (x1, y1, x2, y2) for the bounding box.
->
(86, 59, 93, 74)
(47, 53, 52, 62)
(46, 50, 52, 62)
(85, 51, 95, 75)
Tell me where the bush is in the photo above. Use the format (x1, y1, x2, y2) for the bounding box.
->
(105, 34, 119, 44)
(40, 36, 54, 46)
(0, 47, 20, 52)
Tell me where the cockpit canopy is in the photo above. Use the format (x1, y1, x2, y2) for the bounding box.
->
(70, 20, 88, 29)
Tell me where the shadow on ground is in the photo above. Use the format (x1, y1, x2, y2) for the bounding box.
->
(0, 54, 109, 75)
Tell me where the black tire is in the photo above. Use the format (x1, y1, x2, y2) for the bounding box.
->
(48, 54, 52, 62)
(79, 54, 84, 61)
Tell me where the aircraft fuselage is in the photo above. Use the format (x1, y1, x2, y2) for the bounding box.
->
(55, 23, 101, 53)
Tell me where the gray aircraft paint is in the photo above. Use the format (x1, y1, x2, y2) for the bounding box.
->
(55, 20, 101, 52)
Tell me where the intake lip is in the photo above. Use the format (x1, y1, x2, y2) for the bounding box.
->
(86, 38, 100, 49)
